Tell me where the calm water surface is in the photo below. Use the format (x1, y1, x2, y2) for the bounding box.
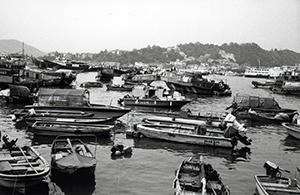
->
(0, 72, 300, 195)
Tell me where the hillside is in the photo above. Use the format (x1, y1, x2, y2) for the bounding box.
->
(85, 43, 300, 66)
(0, 39, 46, 57)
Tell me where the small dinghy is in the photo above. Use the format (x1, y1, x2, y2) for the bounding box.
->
(32, 121, 115, 136)
(173, 156, 230, 195)
(282, 122, 300, 139)
(254, 161, 300, 195)
(51, 135, 97, 177)
(0, 135, 50, 193)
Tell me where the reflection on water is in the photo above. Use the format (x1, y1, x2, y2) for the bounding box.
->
(50, 169, 96, 195)
(282, 135, 300, 152)
(0, 180, 49, 195)
(31, 133, 114, 146)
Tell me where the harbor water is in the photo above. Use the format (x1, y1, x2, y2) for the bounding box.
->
(0, 72, 300, 195)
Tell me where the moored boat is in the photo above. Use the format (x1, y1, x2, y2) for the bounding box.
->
(13, 108, 95, 122)
(160, 70, 232, 96)
(25, 116, 115, 127)
(106, 84, 133, 91)
(80, 81, 103, 88)
(248, 109, 298, 124)
(118, 81, 191, 109)
(130, 122, 251, 148)
(254, 161, 300, 195)
(226, 93, 297, 119)
(270, 83, 300, 95)
(51, 135, 97, 176)
(282, 122, 300, 139)
(31, 121, 114, 136)
(251, 80, 275, 88)
(14, 88, 131, 119)
(0, 136, 50, 193)
(173, 156, 230, 195)
(141, 113, 248, 135)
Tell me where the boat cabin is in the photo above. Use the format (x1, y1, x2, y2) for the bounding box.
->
(233, 93, 280, 109)
(131, 80, 183, 100)
(36, 88, 90, 107)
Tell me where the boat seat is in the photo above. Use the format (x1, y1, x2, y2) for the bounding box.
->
(261, 182, 289, 188)
(264, 187, 300, 193)
(0, 161, 44, 173)
(207, 182, 222, 191)
(11, 162, 41, 167)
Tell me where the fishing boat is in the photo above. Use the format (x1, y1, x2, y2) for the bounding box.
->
(173, 156, 230, 195)
(51, 135, 97, 176)
(0, 84, 34, 104)
(251, 80, 275, 88)
(14, 88, 131, 119)
(106, 84, 134, 91)
(118, 81, 191, 108)
(254, 161, 300, 195)
(13, 109, 95, 122)
(141, 113, 247, 134)
(226, 93, 297, 119)
(282, 122, 300, 139)
(80, 81, 103, 88)
(268, 70, 300, 95)
(270, 83, 300, 95)
(0, 135, 50, 193)
(25, 116, 115, 127)
(31, 121, 114, 136)
(130, 121, 251, 148)
(248, 109, 298, 124)
(160, 70, 232, 96)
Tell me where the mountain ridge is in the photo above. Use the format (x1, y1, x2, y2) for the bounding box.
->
(0, 39, 46, 57)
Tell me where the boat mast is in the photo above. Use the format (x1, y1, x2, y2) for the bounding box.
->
(22, 42, 25, 59)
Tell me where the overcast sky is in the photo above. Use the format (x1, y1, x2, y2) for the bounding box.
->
(1, 0, 299, 53)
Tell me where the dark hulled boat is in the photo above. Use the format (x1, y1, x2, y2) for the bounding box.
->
(161, 70, 232, 96)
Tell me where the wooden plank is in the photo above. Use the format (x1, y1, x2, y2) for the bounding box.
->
(10, 162, 40, 167)
(0, 156, 35, 162)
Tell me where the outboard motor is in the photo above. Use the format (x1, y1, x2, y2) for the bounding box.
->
(264, 161, 280, 178)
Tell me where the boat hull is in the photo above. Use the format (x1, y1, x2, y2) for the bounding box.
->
(122, 98, 190, 108)
(134, 124, 234, 148)
(282, 123, 300, 139)
(32, 121, 114, 136)
(25, 116, 115, 126)
(254, 175, 300, 195)
(173, 157, 230, 195)
(0, 146, 50, 193)
(21, 105, 131, 119)
(166, 82, 232, 96)
(248, 111, 296, 124)
(51, 136, 97, 176)
(271, 86, 300, 95)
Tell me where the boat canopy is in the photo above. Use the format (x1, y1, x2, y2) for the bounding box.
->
(233, 93, 280, 109)
(8, 84, 30, 98)
(37, 88, 90, 107)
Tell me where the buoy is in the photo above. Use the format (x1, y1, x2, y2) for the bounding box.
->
(115, 150, 122, 156)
